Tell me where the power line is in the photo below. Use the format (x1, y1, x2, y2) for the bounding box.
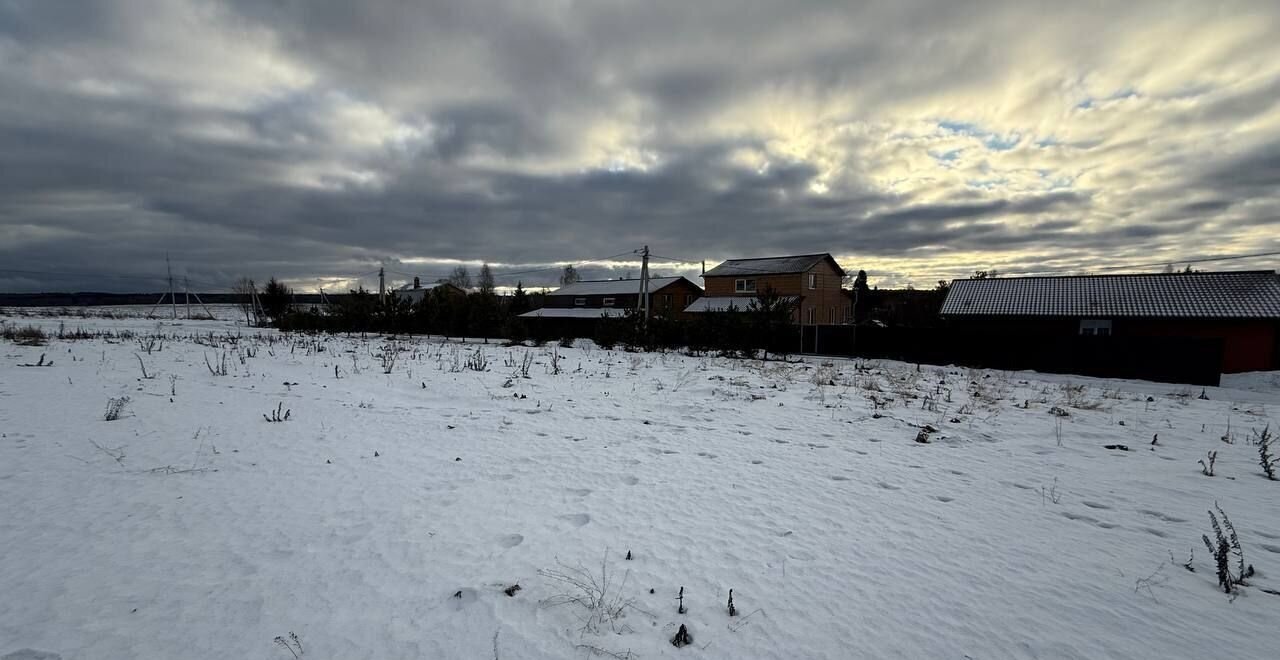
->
(1092, 249, 1280, 272)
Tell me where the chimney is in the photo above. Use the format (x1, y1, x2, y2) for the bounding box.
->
(413, 276, 420, 289)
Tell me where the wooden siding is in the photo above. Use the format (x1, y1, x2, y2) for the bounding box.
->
(702, 260, 849, 325)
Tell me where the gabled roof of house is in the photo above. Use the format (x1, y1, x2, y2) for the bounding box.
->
(684, 296, 798, 313)
(702, 253, 846, 278)
(548, 276, 693, 297)
(395, 281, 458, 292)
(518, 308, 629, 319)
(940, 271, 1280, 319)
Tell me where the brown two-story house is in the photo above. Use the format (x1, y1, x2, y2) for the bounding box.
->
(686, 253, 850, 325)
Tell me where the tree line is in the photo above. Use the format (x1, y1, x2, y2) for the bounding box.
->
(250, 276, 802, 359)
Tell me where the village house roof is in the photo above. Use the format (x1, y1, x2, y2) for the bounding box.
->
(548, 277, 688, 297)
(940, 271, 1280, 319)
(517, 308, 630, 319)
(702, 254, 846, 278)
(684, 295, 798, 313)
(396, 281, 454, 292)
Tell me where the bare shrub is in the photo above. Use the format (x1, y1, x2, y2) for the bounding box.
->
(1256, 425, 1276, 480)
(3, 323, 47, 345)
(204, 351, 229, 376)
(1199, 450, 1217, 476)
(466, 349, 489, 372)
(103, 396, 131, 421)
(538, 551, 639, 635)
(263, 402, 291, 423)
(273, 631, 304, 659)
(1201, 504, 1254, 595)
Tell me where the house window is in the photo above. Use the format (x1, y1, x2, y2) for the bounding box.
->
(808, 273, 817, 289)
(602, 297, 615, 307)
(735, 278, 756, 293)
(574, 297, 586, 307)
(685, 294, 694, 306)
(829, 307, 836, 324)
(661, 294, 672, 308)
(1079, 319, 1112, 336)
(806, 307, 815, 324)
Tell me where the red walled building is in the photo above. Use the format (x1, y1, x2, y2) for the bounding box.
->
(940, 271, 1280, 374)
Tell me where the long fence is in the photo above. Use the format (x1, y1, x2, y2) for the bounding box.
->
(801, 326, 1225, 386)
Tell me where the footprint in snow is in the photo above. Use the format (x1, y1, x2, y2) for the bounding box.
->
(750, 460, 764, 465)
(1141, 527, 1169, 538)
(932, 495, 955, 503)
(1062, 511, 1120, 529)
(558, 513, 591, 527)
(566, 488, 592, 497)
(829, 475, 850, 481)
(1081, 501, 1112, 510)
(875, 481, 900, 491)
(499, 534, 524, 548)
(1259, 544, 1280, 555)
(451, 588, 479, 610)
(620, 476, 639, 485)
(1136, 509, 1187, 524)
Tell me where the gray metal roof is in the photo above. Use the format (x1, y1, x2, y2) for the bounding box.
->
(684, 295, 797, 312)
(549, 277, 686, 297)
(518, 308, 629, 319)
(703, 254, 844, 277)
(940, 271, 1280, 319)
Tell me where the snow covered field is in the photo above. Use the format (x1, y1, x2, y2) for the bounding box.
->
(2, 313, 1279, 659)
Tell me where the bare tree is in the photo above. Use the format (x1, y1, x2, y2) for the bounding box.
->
(560, 265, 580, 286)
(233, 278, 257, 325)
(478, 263, 496, 296)
(449, 266, 472, 290)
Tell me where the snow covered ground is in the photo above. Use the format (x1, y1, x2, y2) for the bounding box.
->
(2, 313, 1279, 659)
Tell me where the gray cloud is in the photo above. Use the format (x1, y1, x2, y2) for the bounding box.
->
(1, 0, 1279, 293)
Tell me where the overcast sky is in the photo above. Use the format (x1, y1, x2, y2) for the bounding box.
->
(2, 0, 1278, 293)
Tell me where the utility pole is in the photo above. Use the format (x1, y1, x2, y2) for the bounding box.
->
(184, 277, 191, 319)
(637, 245, 651, 332)
(378, 267, 386, 305)
(166, 254, 177, 319)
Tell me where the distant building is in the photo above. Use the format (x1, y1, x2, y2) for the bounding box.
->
(392, 277, 467, 305)
(519, 277, 703, 320)
(940, 271, 1280, 373)
(687, 253, 849, 325)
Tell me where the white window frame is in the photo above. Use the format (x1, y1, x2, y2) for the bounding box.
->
(806, 307, 816, 324)
(602, 297, 615, 307)
(685, 294, 694, 306)
(1079, 319, 1112, 336)
(808, 273, 817, 289)
(574, 297, 586, 307)
(735, 278, 756, 293)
